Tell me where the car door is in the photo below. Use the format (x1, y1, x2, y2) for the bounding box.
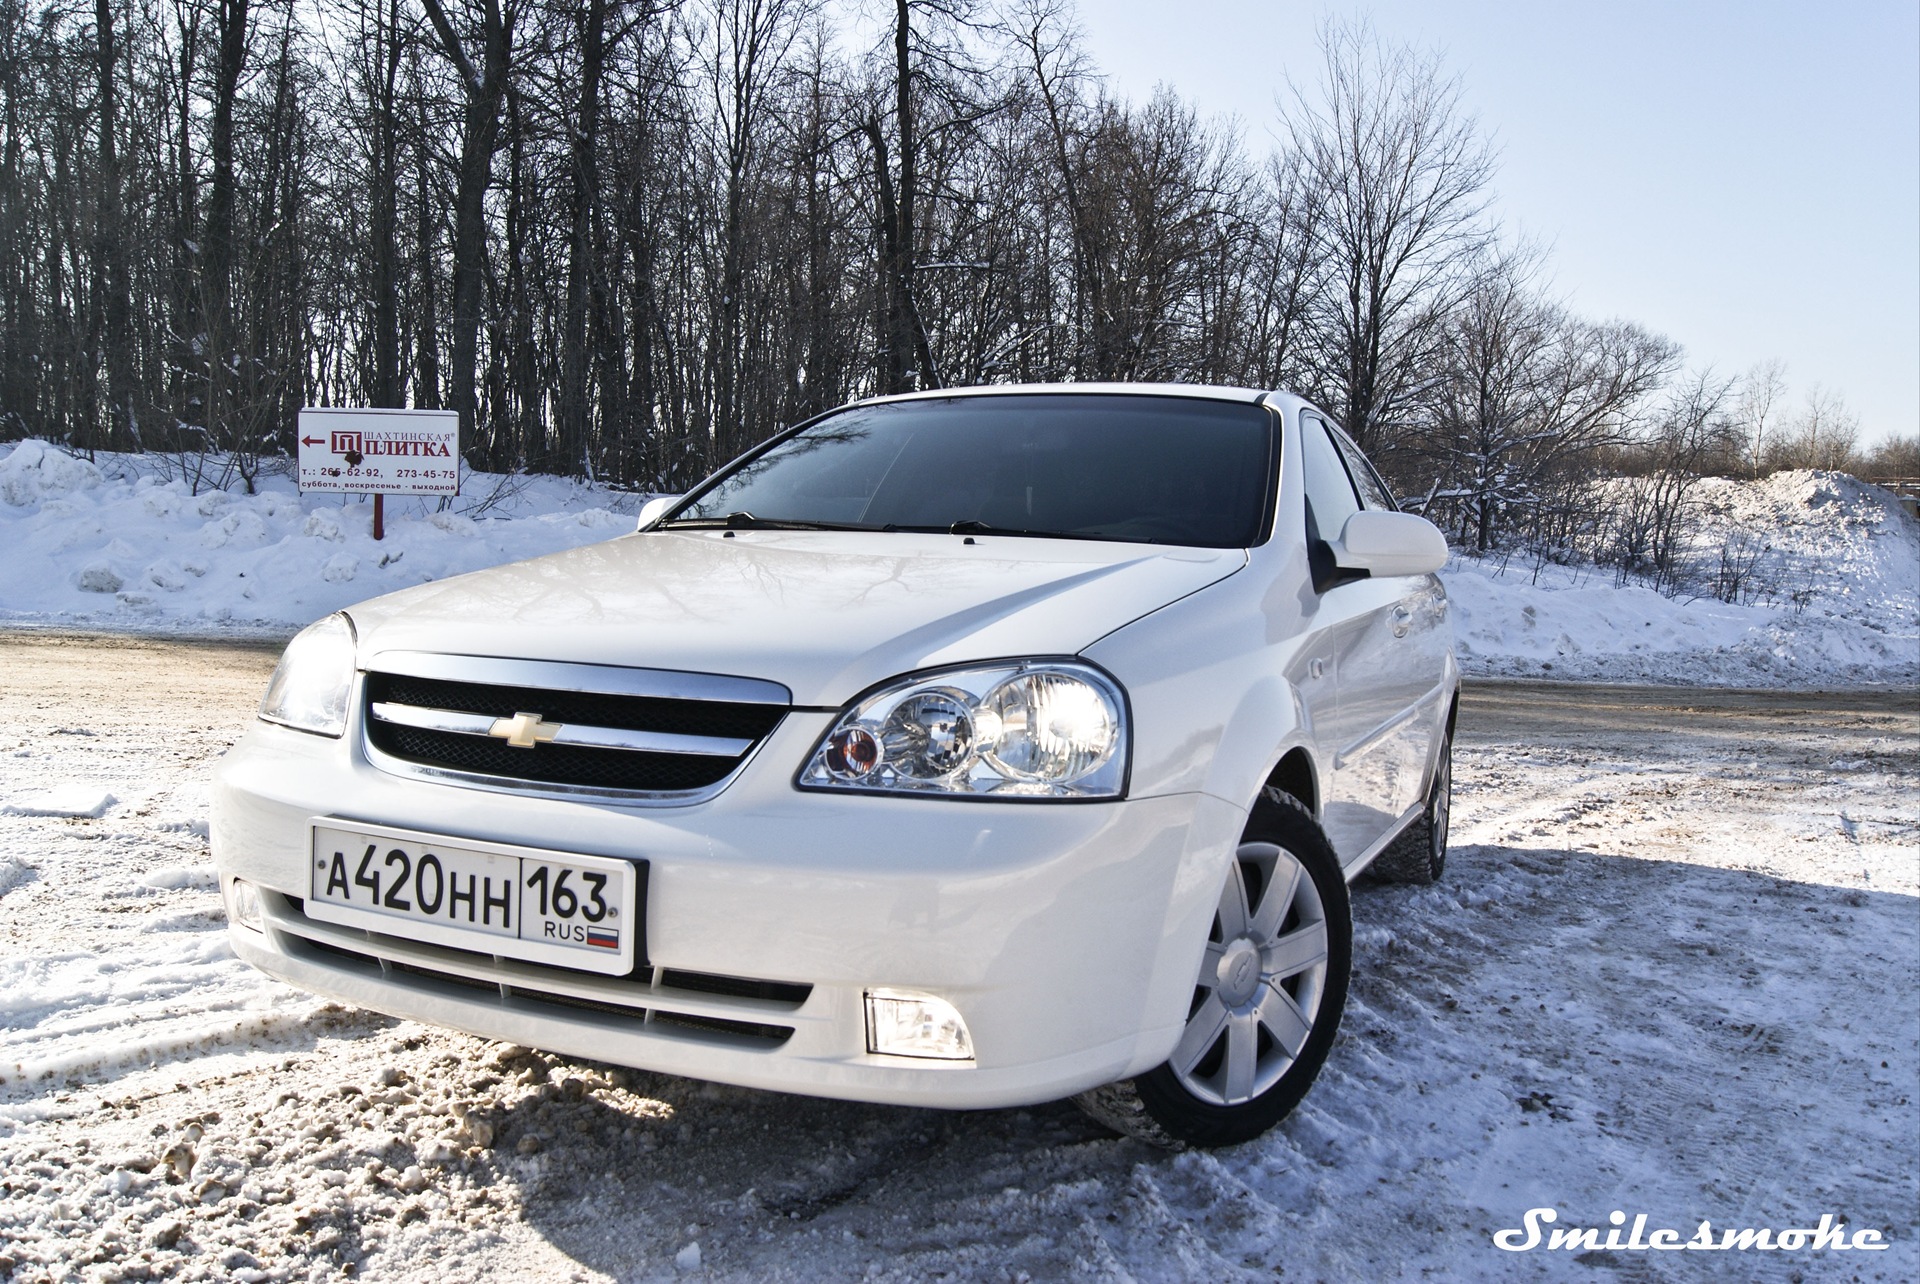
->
(1295, 411, 1405, 865)
(1322, 419, 1451, 839)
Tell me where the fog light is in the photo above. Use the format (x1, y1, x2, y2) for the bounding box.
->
(227, 878, 265, 932)
(864, 988, 975, 1060)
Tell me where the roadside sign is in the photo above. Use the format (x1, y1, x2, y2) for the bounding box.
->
(297, 408, 460, 496)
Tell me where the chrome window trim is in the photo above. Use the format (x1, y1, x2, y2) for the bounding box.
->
(368, 700, 754, 758)
(365, 650, 792, 707)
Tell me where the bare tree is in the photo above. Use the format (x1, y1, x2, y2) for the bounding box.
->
(1859, 433, 1919, 482)
(698, 0, 811, 461)
(0, 0, 1820, 540)
(1771, 384, 1861, 473)
(92, 0, 135, 448)
(863, 0, 932, 393)
(201, 0, 251, 459)
(553, 0, 637, 472)
(1735, 358, 1786, 479)
(1603, 371, 1737, 590)
(1420, 246, 1679, 551)
(362, 0, 409, 409)
(1232, 151, 1322, 392)
(419, 0, 516, 456)
(1285, 19, 1496, 456)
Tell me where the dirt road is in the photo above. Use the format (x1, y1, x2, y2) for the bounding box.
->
(0, 632, 1914, 1282)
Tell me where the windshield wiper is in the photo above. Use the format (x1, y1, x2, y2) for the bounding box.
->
(661, 511, 868, 532)
(877, 519, 1141, 543)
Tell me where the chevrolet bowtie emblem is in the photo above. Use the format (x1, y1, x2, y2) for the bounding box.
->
(489, 711, 563, 749)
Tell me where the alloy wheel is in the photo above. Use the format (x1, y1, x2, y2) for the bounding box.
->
(1429, 747, 1452, 868)
(1169, 840, 1330, 1107)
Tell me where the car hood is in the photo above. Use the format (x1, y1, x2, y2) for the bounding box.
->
(345, 530, 1245, 706)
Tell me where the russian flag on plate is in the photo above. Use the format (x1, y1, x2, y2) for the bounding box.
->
(586, 927, 619, 950)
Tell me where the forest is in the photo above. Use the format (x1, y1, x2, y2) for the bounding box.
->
(1, 0, 1913, 577)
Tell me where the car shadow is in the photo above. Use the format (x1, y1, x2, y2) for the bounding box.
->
(475, 839, 1916, 1279)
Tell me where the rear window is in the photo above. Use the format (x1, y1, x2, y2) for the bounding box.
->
(674, 394, 1277, 548)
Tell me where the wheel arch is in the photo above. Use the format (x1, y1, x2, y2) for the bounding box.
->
(1125, 698, 1329, 1080)
(1188, 672, 1318, 821)
(1262, 744, 1319, 818)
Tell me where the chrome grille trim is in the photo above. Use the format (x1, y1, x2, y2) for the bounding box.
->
(369, 700, 754, 758)
(367, 650, 791, 706)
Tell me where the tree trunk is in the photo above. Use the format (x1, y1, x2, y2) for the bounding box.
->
(503, 81, 537, 466)
(204, 0, 248, 452)
(890, 0, 934, 390)
(421, 0, 512, 457)
(170, 8, 202, 447)
(558, 0, 606, 473)
(370, 0, 403, 407)
(411, 53, 440, 411)
(0, 9, 30, 436)
(92, 0, 134, 448)
(866, 0, 933, 396)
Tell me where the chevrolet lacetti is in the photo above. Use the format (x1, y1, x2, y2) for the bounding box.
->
(211, 385, 1458, 1147)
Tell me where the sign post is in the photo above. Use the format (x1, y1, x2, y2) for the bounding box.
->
(296, 408, 461, 540)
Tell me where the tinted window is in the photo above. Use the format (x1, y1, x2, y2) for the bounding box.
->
(1300, 413, 1360, 541)
(675, 394, 1276, 548)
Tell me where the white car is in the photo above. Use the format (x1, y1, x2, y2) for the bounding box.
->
(212, 384, 1456, 1148)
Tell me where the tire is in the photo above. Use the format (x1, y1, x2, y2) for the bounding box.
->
(1368, 726, 1453, 886)
(1073, 788, 1351, 1149)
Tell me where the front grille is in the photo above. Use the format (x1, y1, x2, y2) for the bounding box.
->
(650, 1011, 795, 1044)
(373, 721, 734, 792)
(660, 969, 813, 1007)
(371, 673, 785, 741)
(296, 935, 796, 1047)
(363, 663, 787, 800)
(394, 957, 502, 995)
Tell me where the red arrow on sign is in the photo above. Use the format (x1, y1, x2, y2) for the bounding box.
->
(301, 435, 325, 446)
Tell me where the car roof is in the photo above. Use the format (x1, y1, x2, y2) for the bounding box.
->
(853, 382, 1304, 411)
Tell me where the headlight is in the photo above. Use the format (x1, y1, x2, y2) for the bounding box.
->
(258, 613, 357, 737)
(798, 661, 1127, 799)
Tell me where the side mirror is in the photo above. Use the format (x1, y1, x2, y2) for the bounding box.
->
(636, 495, 682, 531)
(1332, 510, 1448, 577)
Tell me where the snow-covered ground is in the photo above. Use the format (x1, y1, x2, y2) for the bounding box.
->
(0, 638, 1913, 1282)
(2, 439, 1915, 687)
(1445, 470, 1919, 687)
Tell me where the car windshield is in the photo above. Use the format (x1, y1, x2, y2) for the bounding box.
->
(668, 394, 1275, 548)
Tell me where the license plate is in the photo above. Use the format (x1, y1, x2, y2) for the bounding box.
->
(305, 820, 644, 977)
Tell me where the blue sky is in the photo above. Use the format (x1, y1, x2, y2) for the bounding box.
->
(1070, 0, 1919, 443)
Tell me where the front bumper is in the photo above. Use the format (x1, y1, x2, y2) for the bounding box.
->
(211, 712, 1243, 1109)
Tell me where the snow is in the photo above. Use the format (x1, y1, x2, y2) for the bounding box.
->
(0, 444, 1914, 1277)
(0, 636, 1913, 1281)
(0, 441, 642, 637)
(0, 788, 118, 820)
(1443, 469, 1918, 687)
(2, 440, 1915, 687)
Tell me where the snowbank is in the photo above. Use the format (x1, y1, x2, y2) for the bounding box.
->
(2, 442, 1914, 687)
(0, 441, 640, 636)
(1446, 471, 1919, 687)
